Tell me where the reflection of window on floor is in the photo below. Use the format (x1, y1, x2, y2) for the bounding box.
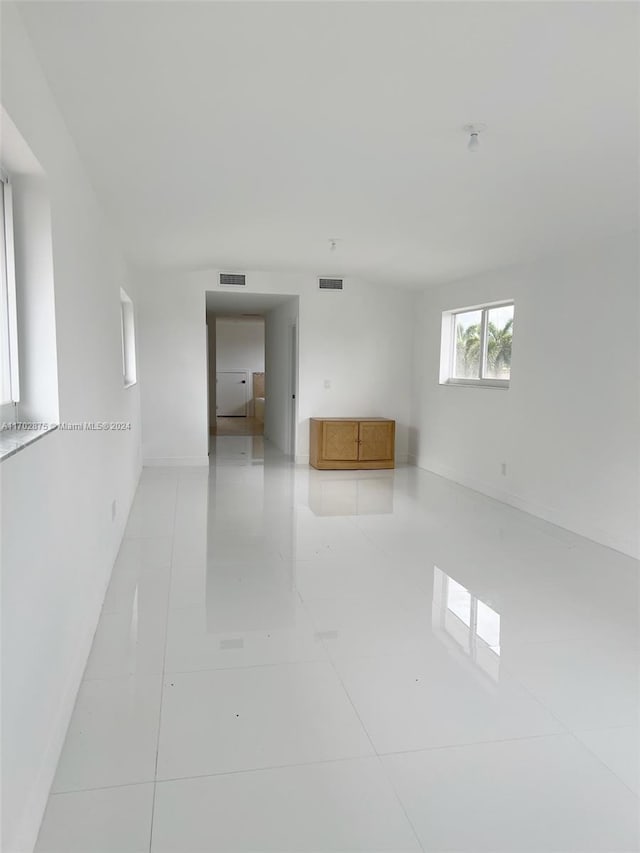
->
(432, 567, 501, 681)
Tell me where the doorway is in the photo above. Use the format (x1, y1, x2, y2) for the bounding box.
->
(289, 322, 298, 457)
(205, 292, 300, 454)
(211, 317, 265, 437)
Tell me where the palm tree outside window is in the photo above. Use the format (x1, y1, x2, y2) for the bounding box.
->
(447, 302, 514, 387)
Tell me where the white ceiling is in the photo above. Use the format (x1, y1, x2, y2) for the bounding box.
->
(16, 1, 639, 287)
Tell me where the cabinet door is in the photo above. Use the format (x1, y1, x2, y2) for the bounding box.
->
(322, 421, 359, 461)
(358, 421, 394, 461)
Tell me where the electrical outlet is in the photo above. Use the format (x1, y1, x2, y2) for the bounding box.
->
(324, 379, 331, 389)
(111, 499, 117, 521)
(501, 463, 507, 477)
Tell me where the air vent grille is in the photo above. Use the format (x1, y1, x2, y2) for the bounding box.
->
(219, 273, 246, 287)
(318, 278, 343, 291)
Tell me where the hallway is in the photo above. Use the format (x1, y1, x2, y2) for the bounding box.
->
(212, 416, 264, 436)
(35, 438, 639, 852)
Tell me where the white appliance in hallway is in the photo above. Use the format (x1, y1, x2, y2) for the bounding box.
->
(216, 370, 248, 416)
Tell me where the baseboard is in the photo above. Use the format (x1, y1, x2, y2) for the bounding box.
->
(11, 584, 107, 853)
(295, 454, 310, 465)
(415, 457, 639, 559)
(143, 456, 209, 467)
(9, 467, 141, 853)
(407, 453, 418, 466)
(396, 454, 409, 464)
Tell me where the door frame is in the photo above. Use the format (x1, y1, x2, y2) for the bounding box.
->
(288, 322, 298, 457)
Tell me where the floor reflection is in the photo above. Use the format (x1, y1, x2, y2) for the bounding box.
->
(433, 566, 501, 681)
(307, 472, 394, 517)
(203, 437, 298, 642)
(205, 563, 297, 634)
(41, 437, 640, 853)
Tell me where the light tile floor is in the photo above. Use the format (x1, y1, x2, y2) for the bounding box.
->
(35, 436, 640, 852)
(213, 416, 264, 436)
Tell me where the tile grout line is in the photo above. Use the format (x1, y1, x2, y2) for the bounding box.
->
(374, 752, 426, 853)
(147, 474, 180, 853)
(497, 653, 574, 736)
(486, 652, 639, 794)
(566, 730, 640, 799)
(47, 728, 594, 797)
(37, 446, 640, 850)
(302, 590, 426, 853)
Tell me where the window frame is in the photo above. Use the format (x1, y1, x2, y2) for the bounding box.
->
(119, 288, 137, 389)
(441, 300, 514, 389)
(0, 171, 20, 406)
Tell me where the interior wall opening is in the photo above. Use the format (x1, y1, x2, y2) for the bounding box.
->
(212, 315, 265, 436)
(205, 291, 299, 456)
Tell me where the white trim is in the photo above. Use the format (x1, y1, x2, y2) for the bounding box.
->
(440, 299, 514, 388)
(120, 288, 137, 388)
(8, 458, 140, 853)
(1, 175, 20, 403)
(10, 582, 107, 853)
(449, 311, 457, 379)
(289, 321, 298, 457)
(480, 306, 489, 378)
(449, 298, 514, 316)
(444, 378, 509, 390)
(414, 456, 639, 560)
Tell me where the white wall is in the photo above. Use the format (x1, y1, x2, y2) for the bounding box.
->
(138, 272, 414, 465)
(1, 6, 142, 851)
(2, 123, 59, 423)
(215, 317, 264, 417)
(411, 231, 640, 559)
(216, 317, 265, 373)
(206, 320, 216, 429)
(139, 280, 208, 465)
(265, 298, 298, 453)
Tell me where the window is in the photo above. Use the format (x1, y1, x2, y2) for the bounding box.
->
(0, 173, 19, 405)
(120, 288, 137, 388)
(440, 301, 514, 388)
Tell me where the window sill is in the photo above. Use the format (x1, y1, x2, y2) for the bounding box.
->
(0, 424, 58, 462)
(440, 380, 510, 390)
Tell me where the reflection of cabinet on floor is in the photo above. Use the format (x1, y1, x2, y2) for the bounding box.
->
(308, 474, 394, 515)
(309, 418, 395, 470)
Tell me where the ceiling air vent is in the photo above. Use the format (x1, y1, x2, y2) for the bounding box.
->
(318, 277, 343, 291)
(219, 273, 246, 287)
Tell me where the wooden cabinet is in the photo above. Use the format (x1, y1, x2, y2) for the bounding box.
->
(309, 418, 395, 470)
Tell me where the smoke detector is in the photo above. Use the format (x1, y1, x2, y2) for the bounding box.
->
(464, 123, 487, 152)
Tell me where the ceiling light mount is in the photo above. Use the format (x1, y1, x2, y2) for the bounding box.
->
(464, 123, 487, 152)
(328, 238, 341, 252)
